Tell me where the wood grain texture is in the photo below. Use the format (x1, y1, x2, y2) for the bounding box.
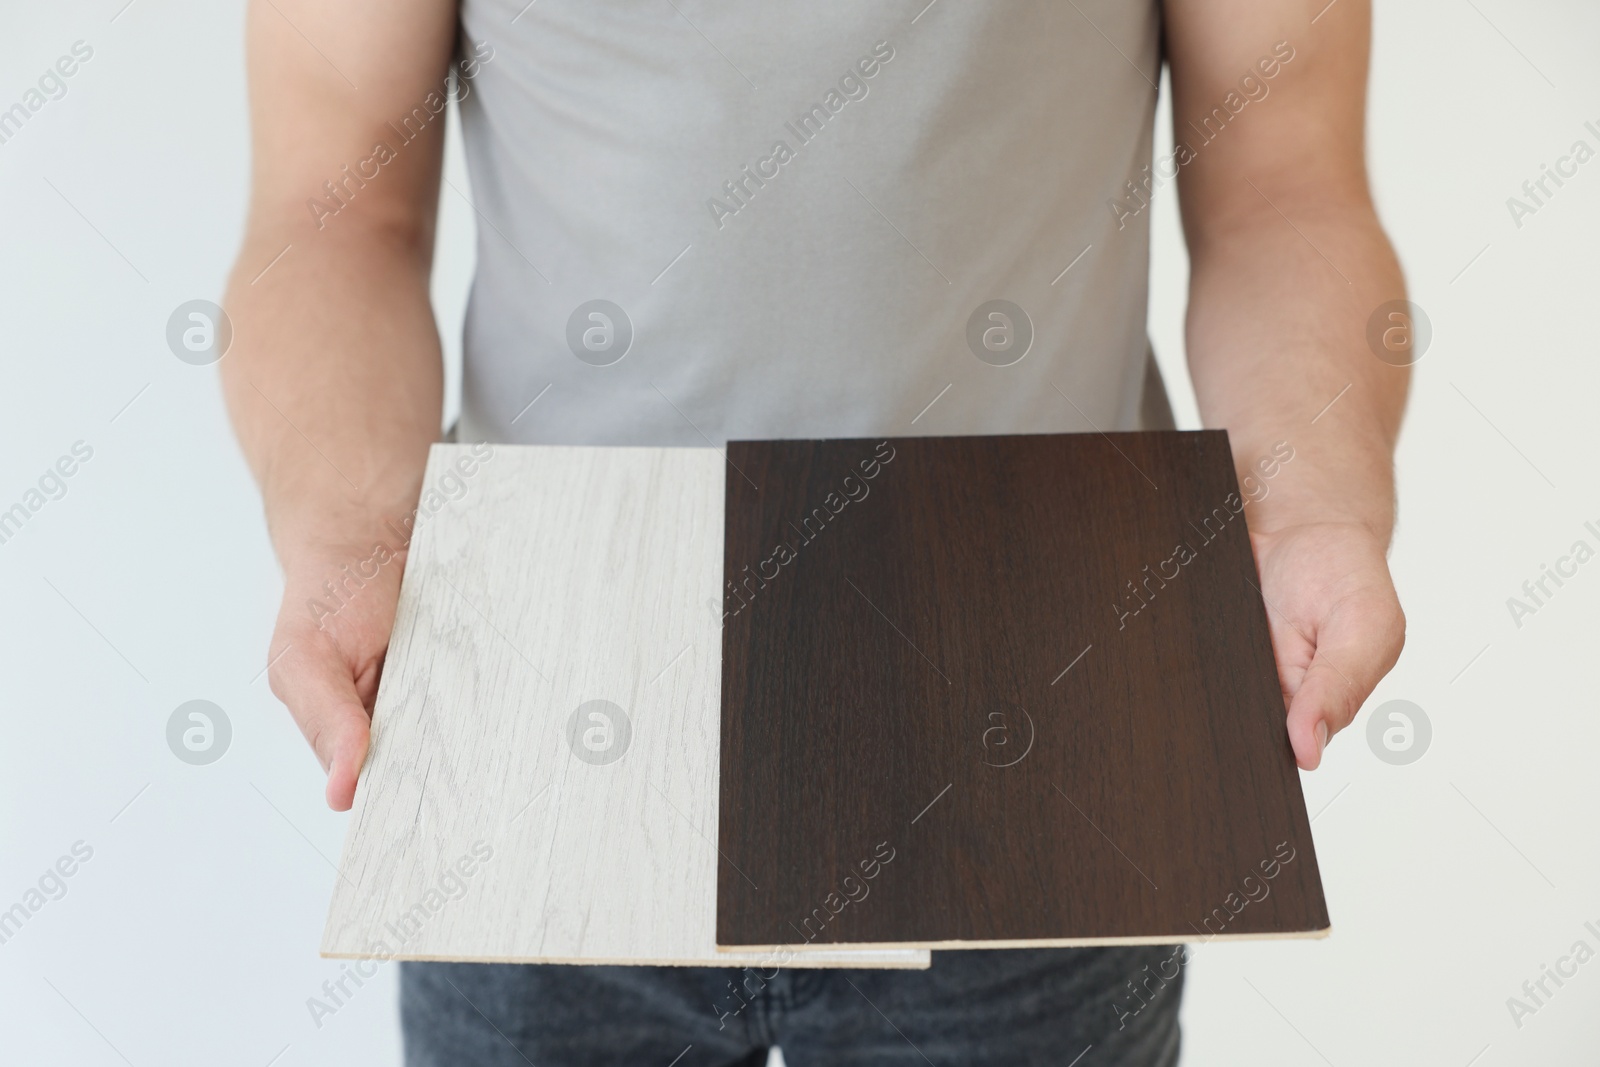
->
(716, 431, 1329, 950)
(322, 443, 927, 968)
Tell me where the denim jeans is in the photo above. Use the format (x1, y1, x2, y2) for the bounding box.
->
(401, 945, 1184, 1065)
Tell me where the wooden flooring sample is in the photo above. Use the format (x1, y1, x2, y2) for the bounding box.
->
(715, 432, 1329, 950)
(322, 444, 927, 968)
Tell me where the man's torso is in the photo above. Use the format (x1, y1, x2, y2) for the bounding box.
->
(455, 0, 1165, 445)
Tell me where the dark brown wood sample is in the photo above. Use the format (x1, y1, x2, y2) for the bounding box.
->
(716, 431, 1328, 950)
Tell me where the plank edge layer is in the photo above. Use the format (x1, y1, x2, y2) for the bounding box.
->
(717, 926, 1332, 953)
(320, 950, 932, 969)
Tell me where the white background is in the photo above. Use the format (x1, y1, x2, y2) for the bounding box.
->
(2, 2, 1597, 1065)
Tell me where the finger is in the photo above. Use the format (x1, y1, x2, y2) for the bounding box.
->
(1285, 594, 1405, 770)
(267, 635, 372, 811)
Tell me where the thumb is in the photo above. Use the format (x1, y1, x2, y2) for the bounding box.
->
(1285, 593, 1405, 771)
(267, 634, 372, 811)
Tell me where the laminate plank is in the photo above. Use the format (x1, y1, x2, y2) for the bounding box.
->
(715, 431, 1329, 950)
(322, 443, 928, 968)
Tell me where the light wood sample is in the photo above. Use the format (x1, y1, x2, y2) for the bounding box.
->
(323, 444, 927, 968)
(716, 432, 1329, 951)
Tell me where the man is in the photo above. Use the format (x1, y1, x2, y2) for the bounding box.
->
(223, 0, 1407, 1062)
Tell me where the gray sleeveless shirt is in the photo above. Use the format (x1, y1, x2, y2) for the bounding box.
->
(455, 0, 1169, 446)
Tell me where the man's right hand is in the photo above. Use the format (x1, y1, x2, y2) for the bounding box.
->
(269, 534, 410, 811)
(220, 0, 458, 807)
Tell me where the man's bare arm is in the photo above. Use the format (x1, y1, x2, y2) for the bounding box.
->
(222, 0, 458, 808)
(1165, 0, 1409, 768)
